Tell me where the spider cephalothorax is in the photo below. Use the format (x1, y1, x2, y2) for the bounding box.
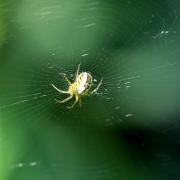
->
(51, 64, 103, 109)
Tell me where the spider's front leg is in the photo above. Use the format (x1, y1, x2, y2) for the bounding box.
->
(59, 73, 71, 85)
(91, 77, 103, 94)
(67, 94, 79, 109)
(55, 95, 73, 104)
(51, 83, 69, 94)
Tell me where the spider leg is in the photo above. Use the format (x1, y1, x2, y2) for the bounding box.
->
(55, 95, 73, 104)
(59, 73, 71, 85)
(67, 94, 79, 109)
(79, 97, 82, 107)
(91, 77, 103, 94)
(51, 83, 69, 94)
(76, 64, 81, 78)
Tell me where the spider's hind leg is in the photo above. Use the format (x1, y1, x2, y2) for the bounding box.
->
(79, 97, 82, 107)
(76, 64, 81, 78)
(91, 77, 103, 94)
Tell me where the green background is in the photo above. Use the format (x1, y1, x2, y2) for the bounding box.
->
(0, 0, 180, 179)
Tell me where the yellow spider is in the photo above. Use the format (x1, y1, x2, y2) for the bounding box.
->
(51, 64, 103, 109)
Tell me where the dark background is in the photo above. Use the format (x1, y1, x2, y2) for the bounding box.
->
(0, 0, 180, 179)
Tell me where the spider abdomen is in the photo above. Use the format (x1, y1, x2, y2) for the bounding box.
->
(76, 72, 92, 94)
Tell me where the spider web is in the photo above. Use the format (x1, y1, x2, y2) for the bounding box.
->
(1, 0, 180, 180)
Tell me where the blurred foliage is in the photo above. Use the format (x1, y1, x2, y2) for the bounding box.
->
(0, 0, 6, 47)
(0, 0, 180, 180)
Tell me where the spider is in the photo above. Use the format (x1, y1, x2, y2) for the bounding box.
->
(51, 64, 103, 109)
